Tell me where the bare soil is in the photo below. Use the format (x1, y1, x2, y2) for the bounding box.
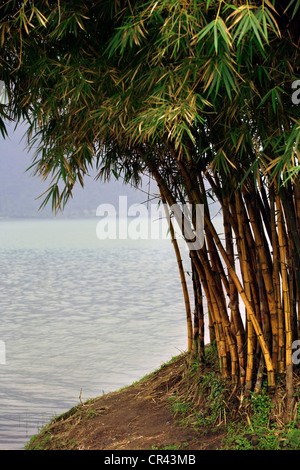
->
(26, 354, 225, 450)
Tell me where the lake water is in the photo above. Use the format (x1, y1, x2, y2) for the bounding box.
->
(0, 217, 199, 450)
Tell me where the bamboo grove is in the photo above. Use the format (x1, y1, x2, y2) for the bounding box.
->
(0, 1, 299, 415)
(144, 143, 300, 415)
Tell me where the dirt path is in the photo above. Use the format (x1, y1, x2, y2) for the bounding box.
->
(27, 355, 225, 450)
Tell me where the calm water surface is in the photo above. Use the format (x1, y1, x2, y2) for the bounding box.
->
(0, 218, 195, 449)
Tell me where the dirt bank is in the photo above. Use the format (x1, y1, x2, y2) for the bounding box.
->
(25, 354, 225, 450)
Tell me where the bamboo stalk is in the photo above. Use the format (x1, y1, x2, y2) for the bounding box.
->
(270, 189, 285, 374)
(191, 256, 205, 360)
(190, 249, 228, 375)
(161, 165, 238, 379)
(246, 194, 279, 372)
(176, 163, 239, 382)
(224, 218, 246, 385)
(191, 255, 200, 355)
(236, 191, 255, 391)
(293, 180, 300, 340)
(159, 187, 194, 352)
(275, 193, 294, 418)
(152, 163, 228, 375)
(223, 201, 246, 384)
(294, 179, 300, 231)
(147, 154, 274, 387)
(280, 186, 300, 343)
(254, 353, 265, 393)
(176, 162, 268, 385)
(203, 214, 275, 387)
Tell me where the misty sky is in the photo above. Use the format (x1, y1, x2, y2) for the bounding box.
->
(0, 121, 157, 219)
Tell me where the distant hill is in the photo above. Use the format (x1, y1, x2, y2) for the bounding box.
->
(0, 123, 155, 219)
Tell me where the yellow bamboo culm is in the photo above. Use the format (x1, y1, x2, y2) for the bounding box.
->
(204, 215, 275, 388)
(275, 194, 294, 417)
(151, 156, 275, 387)
(236, 191, 254, 391)
(246, 195, 279, 372)
(190, 250, 229, 378)
(159, 187, 194, 352)
(223, 201, 245, 384)
(270, 191, 285, 374)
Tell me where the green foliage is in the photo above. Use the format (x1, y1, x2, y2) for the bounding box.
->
(168, 395, 193, 421)
(224, 390, 300, 450)
(283, 428, 300, 449)
(151, 442, 189, 450)
(168, 353, 227, 432)
(86, 410, 97, 419)
(250, 390, 273, 426)
(25, 431, 51, 450)
(1, 1, 299, 398)
(0, 1, 298, 210)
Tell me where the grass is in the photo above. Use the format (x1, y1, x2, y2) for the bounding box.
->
(223, 395, 300, 450)
(168, 343, 228, 432)
(151, 443, 189, 450)
(166, 343, 300, 450)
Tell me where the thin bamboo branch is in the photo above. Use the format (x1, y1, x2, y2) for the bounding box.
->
(159, 187, 194, 352)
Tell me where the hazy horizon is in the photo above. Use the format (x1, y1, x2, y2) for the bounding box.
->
(0, 122, 156, 219)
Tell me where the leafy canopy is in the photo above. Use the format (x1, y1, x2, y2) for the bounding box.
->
(0, 0, 299, 209)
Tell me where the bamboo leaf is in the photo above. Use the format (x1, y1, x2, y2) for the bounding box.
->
(284, 0, 300, 18)
(213, 22, 218, 53)
(196, 20, 215, 42)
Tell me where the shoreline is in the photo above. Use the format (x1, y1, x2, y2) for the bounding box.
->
(24, 349, 300, 451)
(25, 353, 224, 450)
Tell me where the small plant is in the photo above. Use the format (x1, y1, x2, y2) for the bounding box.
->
(24, 422, 54, 451)
(249, 390, 273, 427)
(86, 410, 97, 419)
(222, 389, 300, 450)
(196, 370, 227, 427)
(168, 362, 227, 433)
(25, 432, 51, 450)
(283, 428, 300, 449)
(203, 341, 219, 366)
(151, 442, 188, 450)
(233, 436, 254, 451)
(168, 396, 193, 419)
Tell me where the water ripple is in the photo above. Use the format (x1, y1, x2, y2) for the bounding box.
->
(0, 219, 195, 449)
